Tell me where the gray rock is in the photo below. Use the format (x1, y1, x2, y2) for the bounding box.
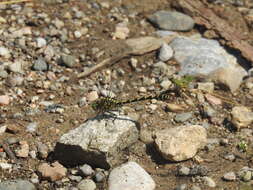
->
(148, 11, 194, 31)
(60, 55, 76, 68)
(190, 165, 209, 176)
(108, 162, 155, 190)
(32, 57, 48, 71)
(0, 70, 8, 78)
(36, 37, 47, 48)
(0, 180, 36, 190)
(155, 125, 207, 161)
(79, 164, 94, 176)
(5, 76, 24, 87)
(77, 179, 96, 190)
(94, 171, 105, 182)
(158, 43, 173, 62)
(37, 142, 49, 159)
(174, 112, 193, 122)
(170, 36, 247, 92)
(54, 112, 139, 169)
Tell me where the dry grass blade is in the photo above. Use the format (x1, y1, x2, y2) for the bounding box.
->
(0, 0, 31, 5)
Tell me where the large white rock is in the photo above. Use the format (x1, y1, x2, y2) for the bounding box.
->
(54, 113, 138, 169)
(155, 125, 207, 161)
(108, 161, 155, 190)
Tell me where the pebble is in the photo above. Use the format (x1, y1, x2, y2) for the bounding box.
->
(37, 142, 49, 159)
(223, 154, 236, 161)
(37, 162, 67, 181)
(6, 137, 18, 145)
(113, 22, 129, 39)
(26, 122, 38, 133)
(178, 166, 190, 176)
(36, 37, 47, 48)
(86, 91, 99, 102)
(202, 176, 216, 187)
(94, 171, 105, 182)
(69, 175, 82, 182)
(158, 43, 173, 61)
(77, 179, 96, 190)
(32, 57, 48, 71)
(0, 125, 7, 134)
(7, 61, 23, 73)
(16, 141, 29, 158)
(223, 172, 236, 181)
(197, 82, 214, 93)
(0, 47, 11, 58)
(160, 80, 172, 89)
(79, 164, 94, 176)
(6, 76, 24, 87)
(60, 55, 76, 68)
(175, 184, 187, 190)
(241, 170, 252, 182)
(0, 70, 8, 78)
(148, 11, 195, 31)
(189, 165, 209, 176)
(74, 30, 82, 38)
(139, 87, 147, 93)
(0, 162, 12, 169)
(0, 95, 10, 106)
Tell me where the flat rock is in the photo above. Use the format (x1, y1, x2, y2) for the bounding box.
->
(0, 180, 36, 190)
(148, 11, 194, 31)
(37, 162, 67, 181)
(108, 161, 155, 190)
(170, 36, 247, 92)
(53, 113, 138, 169)
(155, 125, 207, 161)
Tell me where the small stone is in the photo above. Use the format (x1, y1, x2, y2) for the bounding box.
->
(77, 179, 96, 190)
(69, 175, 82, 182)
(36, 37, 47, 48)
(205, 94, 222, 105)
(0, 125, 7, 134)
(37, 162, 67, 181)
(139, 87, 147, 93)
(202, 176, 216, 187)
(94, 171, 105, 182)
(140, 128, 154, 144)
(148, 11, 195, 31)
(223, 172, 236, 181)
(190, 165, 209, 176)
(32, 57, 48, 71)
(7, 61, 23, 73)
(0, 70, 8, 78)
(6, 137, 18, 145)
(197, 82, 214, 93)
(175, 184, 187, 190)
(178, 166, 190, 176)
(242, 171, 252, 182)
(86, 91, 99, 102)
(79, 164, 94, 176)
(223, 154, 235, 161)
(37, 142, 49, 159)
(113, 22, 129, 39)
(0, 95, 10, 106)
(160, 80, 172, 89)
(0, 47, 10, 58)
(26, 122, 38, 133)
(6, 76, 24, 87)
(16, 141, 29, 158)
(158, 43, 173, 62)
(0, 162, 12, 169)
(60, 55, 76, 68)
(74, 30, 82, 38)
(231, 106, 253, 129)
(130, 58, 138, 68)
